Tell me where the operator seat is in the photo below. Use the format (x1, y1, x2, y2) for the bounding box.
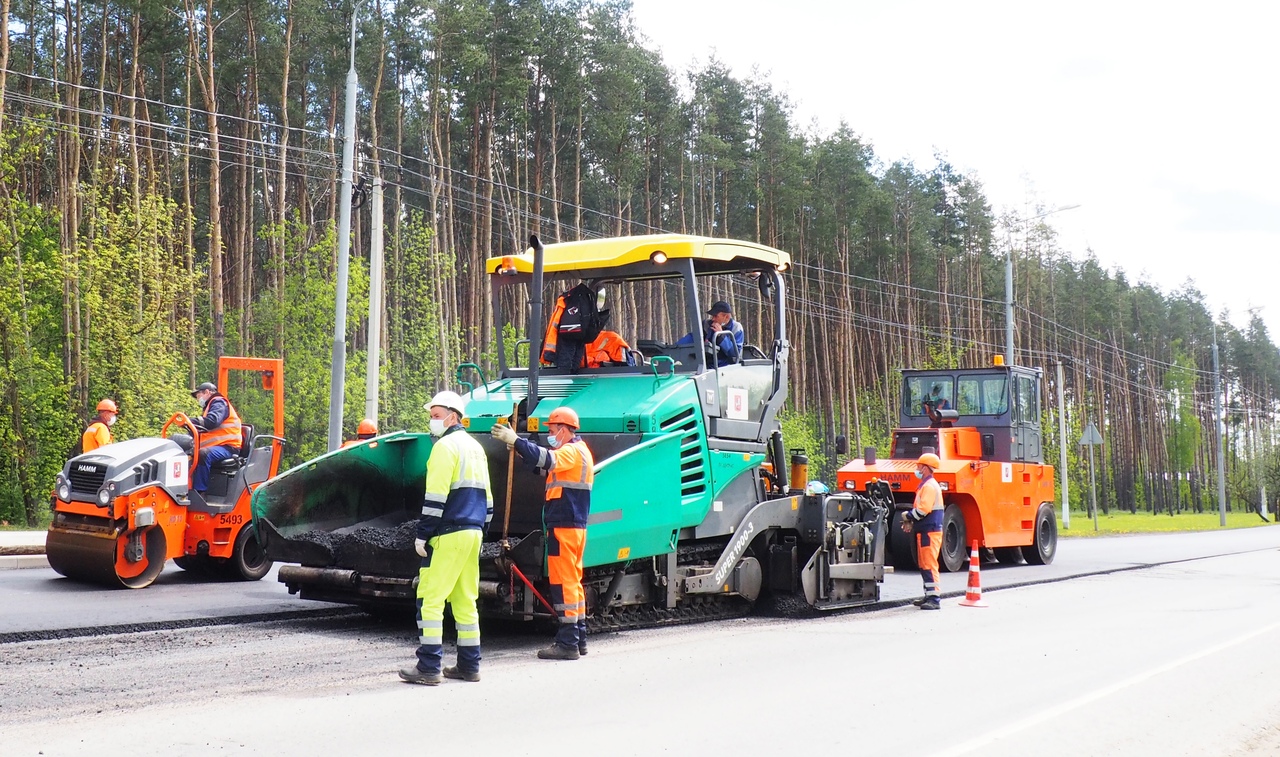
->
(210, 424, 254, 471)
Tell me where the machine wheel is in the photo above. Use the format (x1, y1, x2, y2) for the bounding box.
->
(1021, 503, 1058, 565)
(939, 504, 968, 573)
(993, 547, 1025, 565)
(46, 525, 168, 589)
(888, 510, 918, 570)
(226, 524, 273, 581)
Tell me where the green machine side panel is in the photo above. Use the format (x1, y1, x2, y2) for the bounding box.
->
(584, 430, 687, 566)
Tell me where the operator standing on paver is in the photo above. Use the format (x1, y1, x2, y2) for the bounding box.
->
(491, 405, 594, 660)
(904, 452, 944, 610)
(399, 391, 493, 686)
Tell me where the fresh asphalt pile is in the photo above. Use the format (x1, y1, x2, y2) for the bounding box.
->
(284, 521, 524, 576)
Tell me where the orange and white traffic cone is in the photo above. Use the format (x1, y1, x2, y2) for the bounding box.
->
(958, 541, 988, 608)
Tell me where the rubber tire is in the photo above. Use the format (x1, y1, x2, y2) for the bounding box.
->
(1021, 503, 1058, 565)
(993, 547, 1025, 565)
(226, 524, 273, 581)
(888, 510, 918, 570)
(939, 504, 967, 573)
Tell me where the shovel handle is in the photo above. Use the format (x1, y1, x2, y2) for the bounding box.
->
(501, 402, 518, 542)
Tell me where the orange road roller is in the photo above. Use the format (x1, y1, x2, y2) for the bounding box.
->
(46, 357, 285, 588)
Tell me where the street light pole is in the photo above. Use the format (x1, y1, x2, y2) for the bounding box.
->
(1006, 204, 1081, 365)
(326, 3, 360, 452)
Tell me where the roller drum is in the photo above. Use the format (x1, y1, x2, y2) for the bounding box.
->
(46, 526, 168, 589)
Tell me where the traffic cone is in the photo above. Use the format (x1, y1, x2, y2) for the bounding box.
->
(958, 541, 988, 608)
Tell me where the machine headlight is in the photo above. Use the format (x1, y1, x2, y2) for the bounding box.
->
(58, 483, 71, 501)
(96, 483, 115, 506)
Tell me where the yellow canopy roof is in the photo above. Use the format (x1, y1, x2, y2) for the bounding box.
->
(485, 234, 791, 274)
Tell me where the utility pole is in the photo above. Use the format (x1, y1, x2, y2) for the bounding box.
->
(1007, 204, 1080, 365)
(326, 4, 360, 452)
(1057, 361, 1070, 529)
(1213, 328, 1227, 526)
(1005, 246, 1015, 366)
(365, 177, 384, 425)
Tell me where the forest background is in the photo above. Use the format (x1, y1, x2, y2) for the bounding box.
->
(2, 0, 1278, 527)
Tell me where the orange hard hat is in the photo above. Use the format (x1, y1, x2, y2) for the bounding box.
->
(917, 452, 941, 470)
(96, 398, 119, 414)
(548, 406, 580, 430)
(357, 418, 378, 436)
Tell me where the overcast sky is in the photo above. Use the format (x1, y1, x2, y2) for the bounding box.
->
(629, 0, 1280, 339)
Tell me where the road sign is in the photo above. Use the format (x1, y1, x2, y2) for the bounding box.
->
(1079, 423, 1103, 446)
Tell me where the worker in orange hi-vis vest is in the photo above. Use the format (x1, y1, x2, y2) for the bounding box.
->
(82, 399, 119, 453)
(189, 382, 242, 494)
(903, 452, 944, 610)
(342, 418, 379, 448)
(492, 405, 594, 659)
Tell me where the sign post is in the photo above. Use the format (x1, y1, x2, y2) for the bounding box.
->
(1079, 422, 1104, 532)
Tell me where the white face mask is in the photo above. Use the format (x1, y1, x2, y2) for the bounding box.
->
(106, 415, 117, 427)
(198, 394, 210, 409)
(428, 418, 447, 437)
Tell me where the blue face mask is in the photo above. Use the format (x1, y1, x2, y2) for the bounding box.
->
(913, 470, 923, 480)
(548, 435, 562, 449)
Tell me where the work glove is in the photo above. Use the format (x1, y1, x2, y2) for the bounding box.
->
(414, 538, 429, 558)
(490, 422, 518, 447)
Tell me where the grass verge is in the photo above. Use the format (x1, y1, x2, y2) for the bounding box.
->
(1060, 509, 1275, 536)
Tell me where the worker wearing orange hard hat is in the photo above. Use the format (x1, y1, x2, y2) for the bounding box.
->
(81, 399, 119, 453)
(341, 418, 379, 449)
(903, 452, 944, 610)
(491, 404, 594, 659)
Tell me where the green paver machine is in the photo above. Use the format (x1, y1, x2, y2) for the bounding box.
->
(253, 234, 891, 627)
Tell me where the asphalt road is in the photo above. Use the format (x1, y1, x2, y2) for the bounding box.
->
(3, 526, 1280, 755)
(3, 526, 1279, 637)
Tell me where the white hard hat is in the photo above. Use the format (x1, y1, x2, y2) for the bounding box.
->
(426, 390, 467, 418)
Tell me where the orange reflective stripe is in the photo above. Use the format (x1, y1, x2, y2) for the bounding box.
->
(199, 396, 243, 450)
(545, 441, 594, 499)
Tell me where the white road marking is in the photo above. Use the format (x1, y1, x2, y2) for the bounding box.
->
(928, 619, 1280, 757)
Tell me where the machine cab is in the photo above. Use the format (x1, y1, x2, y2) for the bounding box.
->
(897, 364, 1044, 464)
(487, 234, 791, 445)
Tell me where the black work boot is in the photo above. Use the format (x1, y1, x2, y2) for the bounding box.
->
(537, 643, 580, 661)
(919, 596, 941, 611)
(398, 666, 443, 685)
(577, 621, 588, 656)
(443, 666, 481, 682)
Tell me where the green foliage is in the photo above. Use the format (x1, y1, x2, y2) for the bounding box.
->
(252, 215, 368, 466)
(779, 408, 830, 483)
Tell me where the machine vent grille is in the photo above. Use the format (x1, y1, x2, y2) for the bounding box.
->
(505, 378, 585, 398)
(661, 408, 706, 497)
(625, 419, 639, 433)
(133, 460, 160, 487)
(68, 465, 106, 494)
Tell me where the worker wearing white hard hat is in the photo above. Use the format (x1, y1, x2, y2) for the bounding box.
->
(399, 389, 493, 686)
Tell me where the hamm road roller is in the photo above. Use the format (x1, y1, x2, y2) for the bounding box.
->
(836, 358, 1059, 573)
(46, 357, 285, 588)
(254, 234, 892, 628)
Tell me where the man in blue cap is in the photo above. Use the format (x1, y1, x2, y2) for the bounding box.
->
(678, 300, 744, 368)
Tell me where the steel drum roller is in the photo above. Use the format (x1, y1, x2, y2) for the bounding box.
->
(46, 526, 168, 589)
